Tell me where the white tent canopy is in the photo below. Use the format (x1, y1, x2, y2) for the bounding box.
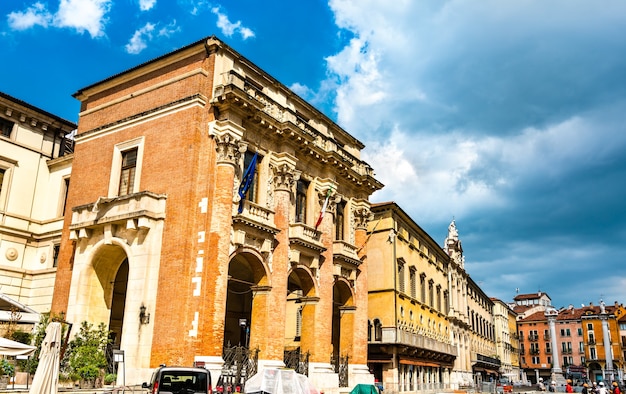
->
(0, 337, 36, 356)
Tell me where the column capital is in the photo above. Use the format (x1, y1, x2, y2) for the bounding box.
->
(352, 200, 372, 230)
(316, 179, 339, 213)
(209, 120, 245, 166)
(270, 153, 300, 192)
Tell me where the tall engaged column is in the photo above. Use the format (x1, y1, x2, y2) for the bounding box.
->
(195, 121, 243, 368)
(262, 153, 299, 365)
(352, 203, 371, 366)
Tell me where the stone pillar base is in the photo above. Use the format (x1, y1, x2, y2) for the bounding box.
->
(309, 362, 339, 394)
(349, 364, 374, 386)
(257, 359, 286, 371)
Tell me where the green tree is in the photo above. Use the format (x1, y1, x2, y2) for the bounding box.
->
(66, 321, 110, 388)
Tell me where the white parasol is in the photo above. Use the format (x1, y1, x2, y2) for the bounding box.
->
(0, 337, 36, 356)
(28, 322, 62, 394)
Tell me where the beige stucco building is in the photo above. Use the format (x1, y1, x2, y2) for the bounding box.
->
(493, 298, 520, 382)
(0, 91, 75, 326)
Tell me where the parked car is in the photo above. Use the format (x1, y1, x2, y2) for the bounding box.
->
(496, 377, 514, 394)
(142, 365, 213, 394)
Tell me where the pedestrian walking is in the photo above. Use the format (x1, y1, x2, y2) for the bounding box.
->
(599, 382, 608, 394)
(613, 382, 621, 394)
(567, 379, 574, 393)
(538, 378, 546, 392)
(583, 383, 590, 394)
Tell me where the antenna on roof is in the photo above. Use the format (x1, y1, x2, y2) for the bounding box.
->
(516, 288, 519, 294)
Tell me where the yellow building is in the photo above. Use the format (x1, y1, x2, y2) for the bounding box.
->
(493, 298, 520, 382)
(366, 202, 456, 392)
(581, 302, 623, 382)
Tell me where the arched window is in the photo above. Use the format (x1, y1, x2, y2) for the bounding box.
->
(374, 319, 383, 342)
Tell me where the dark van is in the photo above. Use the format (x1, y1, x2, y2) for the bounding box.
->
(142, 365, 212, 394)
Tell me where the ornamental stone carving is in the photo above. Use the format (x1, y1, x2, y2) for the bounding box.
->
(270, 153, 299, 193)
(318, 190, 340, 215)
(272, 164, 299, 192)
(353, 206, 372, 230)
(213, 133, 242, 165)
(209, 120, 244, 166)
(5, 247, 18, 261)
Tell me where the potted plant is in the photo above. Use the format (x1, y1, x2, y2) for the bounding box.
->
(0, 358, 15, 389)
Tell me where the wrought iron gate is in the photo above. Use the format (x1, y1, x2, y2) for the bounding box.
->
(218, 345, 259, 392)
(331, 354, 349, 387)
(283, 348, 310, 375)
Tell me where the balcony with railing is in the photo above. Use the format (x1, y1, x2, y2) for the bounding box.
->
(232, 200, 278, 254)
(70, 191, 167, 240)
(332, 240, 361, 281)
(288, 222, 326, 268)
(528, 334, 539, 341)
(389, 327, 457, 357)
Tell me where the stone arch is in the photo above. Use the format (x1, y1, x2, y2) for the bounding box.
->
(331, 278, 355, 363)
(72, 238, 132, 326)
(285, 266, 319, 358)
(224, 247, 269, 348)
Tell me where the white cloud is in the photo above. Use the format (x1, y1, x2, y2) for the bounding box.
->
(125, 22, 156, 54)
(211, 7, 255, 40)
(158, 20, 180, 38)
(289, 83, 313, 100)
(55, 0, 112, 38)
(139, 0, 157, 12)
(7, 0, 112, 37)
(7, 2, 53, 30)
(125, 20, 180, 54)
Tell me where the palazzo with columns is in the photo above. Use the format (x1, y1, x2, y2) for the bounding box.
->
(51, 36, 382, 390)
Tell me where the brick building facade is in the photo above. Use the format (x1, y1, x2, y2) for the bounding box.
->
(51, 36, 382, 389)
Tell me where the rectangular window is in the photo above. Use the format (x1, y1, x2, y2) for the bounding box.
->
(53, 244, 60, 267)
(295, 307, 302, 338)
(241, 151, 260, 203)
(409, 268, 416, 298)
(436, 286, 441, 311)
(295, 180, 308, 223)
(578, 328, 583, 336)
(335, 201, 345, 240)
(397, 260, 405, 293)
(118, 148, 138, 196)
(61, 178, 70, 215)
(420, 274, 426, 303)
(1, 118, 14, 138)
(428, 280, 434, 308)
(0, 169, 4, 196)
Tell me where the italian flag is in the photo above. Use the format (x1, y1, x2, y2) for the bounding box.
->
(315, 187, 333, 229)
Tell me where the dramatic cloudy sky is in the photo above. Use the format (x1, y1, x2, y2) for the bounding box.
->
(2, 0, 625, 309)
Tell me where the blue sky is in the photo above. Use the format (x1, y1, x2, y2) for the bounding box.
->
(2, 0, 626, 310)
